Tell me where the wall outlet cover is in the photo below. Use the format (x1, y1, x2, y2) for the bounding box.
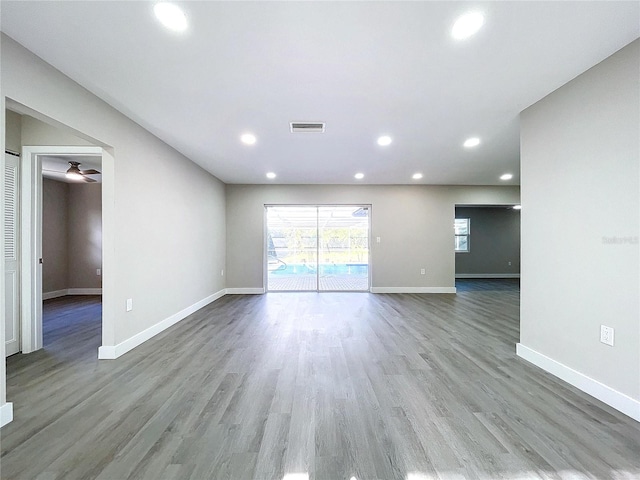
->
(600, 325, 614, 346)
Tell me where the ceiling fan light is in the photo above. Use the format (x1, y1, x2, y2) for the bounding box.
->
(66, 161, 84, 181)
(66, 172, 84, 181)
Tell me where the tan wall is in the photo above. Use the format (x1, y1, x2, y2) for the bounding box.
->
(21, 114, 92, 147)
(226, 184, 520, 290)
(4, 109, 21, 152)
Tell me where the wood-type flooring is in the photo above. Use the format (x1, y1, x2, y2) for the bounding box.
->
(1, 282, 638, 479)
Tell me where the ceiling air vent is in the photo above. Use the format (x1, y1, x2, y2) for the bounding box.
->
(290, 122, 325, 133)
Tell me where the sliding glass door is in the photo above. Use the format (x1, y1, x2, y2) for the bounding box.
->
(266, 205, 370, 292)
(266, 206, 318, 291)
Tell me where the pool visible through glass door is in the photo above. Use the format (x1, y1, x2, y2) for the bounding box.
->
(266, 205, 370, 292)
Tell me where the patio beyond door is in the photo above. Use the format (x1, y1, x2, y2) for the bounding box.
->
(266, 205, 370, 292)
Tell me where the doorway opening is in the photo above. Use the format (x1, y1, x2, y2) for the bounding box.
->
(19, 145, 107, 355)
(41, 154, 103, 349)
(454, 205, 521, 292)
(266, 205, 370, 292)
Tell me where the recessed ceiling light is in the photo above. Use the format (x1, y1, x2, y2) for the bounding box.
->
(154, 2, 188, 32)
(500, 173, 513, 181)
(463, 137, 480, 148)
(266, 172, 276, 179)
(354, 173, 364, 180)
(377, 136, 392, 146)
(412, 173, 423, 180)
(513, 205, 522, 210)
(241, 133, 256, 145)
(451, 12, 484, 40)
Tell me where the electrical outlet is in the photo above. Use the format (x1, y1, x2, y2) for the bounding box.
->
(600, 325, 614, 346)
(420, 268, 426, 275)
(376, 236, 381, 244)
(96, 268, 101, 276)
(126, 298, 133, 312)
(508, 261, 511, 266)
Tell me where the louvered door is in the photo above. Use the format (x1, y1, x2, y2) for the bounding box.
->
(4, 153, 20, 356)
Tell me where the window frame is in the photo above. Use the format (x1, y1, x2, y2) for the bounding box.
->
(454, 218, 470, 253)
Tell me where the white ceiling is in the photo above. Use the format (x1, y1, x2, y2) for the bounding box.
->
(2, 1, 638, 185)
(41, 155, 102, 184)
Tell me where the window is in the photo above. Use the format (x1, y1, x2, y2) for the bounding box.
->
(455, 218, 470, 252)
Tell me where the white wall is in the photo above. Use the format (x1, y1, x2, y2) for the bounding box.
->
(519, 39, 639, 419)
(226, 184, 520, 291)
(1, 34, 226, 415)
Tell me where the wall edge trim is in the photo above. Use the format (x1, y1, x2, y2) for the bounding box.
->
(43, 289, 68, 300)
(516, 343, 640, 422)
(226, 288, 265, 294)
(98, 289, 226, 360)
(43, 288, 103, 300)
(370, 287, 457, 294)
(455, 274, 520, 279)
(0, 402, 14, 428)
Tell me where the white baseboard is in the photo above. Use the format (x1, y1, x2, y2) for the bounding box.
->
(43, 288, 102, 300)
(370, 286, 457, 294)
(226, 288, 265, 294)
(455, 274, 520, 279)
(68, 288, 102, 295)
(516, 343, 640, 422)
(98, 289, 226, 360)
(0, 402, 14, 428)
(43, 289, 68, 300)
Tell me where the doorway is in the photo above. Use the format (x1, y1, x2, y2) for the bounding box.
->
(19, 145, 109, 354)
(266, 205, 370, 292)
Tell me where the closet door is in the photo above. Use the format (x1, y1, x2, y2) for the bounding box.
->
(4, 152, 21, 356)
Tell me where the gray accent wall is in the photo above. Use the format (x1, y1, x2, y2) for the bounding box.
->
(226, 185, 520, 290)
(455, 207, 520, 276)
(42, 179, 103, 293)
(42, 179, 70, 293)
(520, 39, 639, 403)
(68, 183, 102, 289)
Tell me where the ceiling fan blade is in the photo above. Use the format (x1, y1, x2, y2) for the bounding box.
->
(80, 169, 101, 175)
(82, 177, 97, 183)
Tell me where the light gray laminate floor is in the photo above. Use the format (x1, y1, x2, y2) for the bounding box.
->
(1, 283, 639, 480)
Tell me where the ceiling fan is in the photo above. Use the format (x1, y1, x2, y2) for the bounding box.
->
(43, 161, 101, 182)
(65, 161, 101, 182)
